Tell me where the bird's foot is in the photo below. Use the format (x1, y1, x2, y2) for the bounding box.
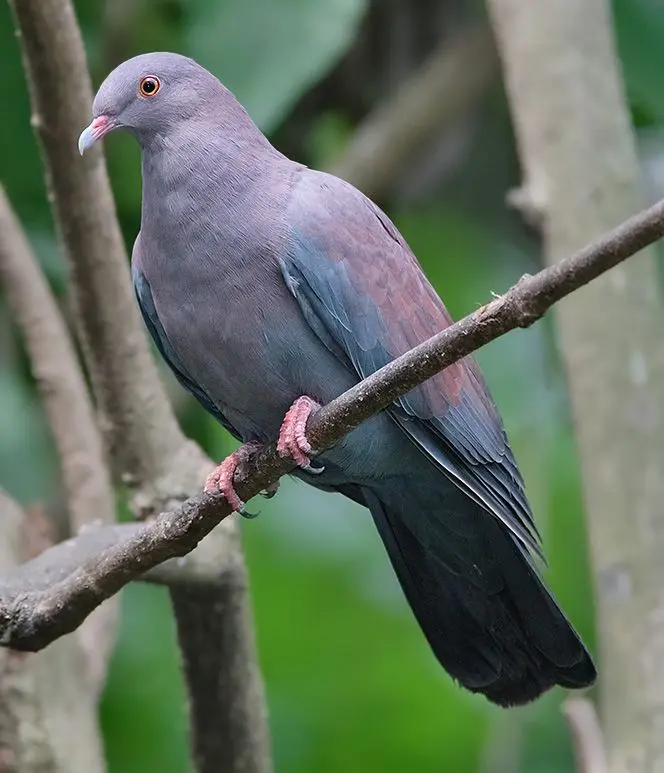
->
(204, 441, 263, 515)
(277, 396, 324, 473)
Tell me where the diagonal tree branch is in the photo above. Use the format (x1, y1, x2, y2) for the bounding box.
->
(1, 194, 663, 652)
(0, 185, 117, 695)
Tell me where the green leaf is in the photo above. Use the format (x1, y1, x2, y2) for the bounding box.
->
(186, 0, 367, 132)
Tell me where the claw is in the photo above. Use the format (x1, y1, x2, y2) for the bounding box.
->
(239, 507, 260, 520)
(260, 480, 280, 499)
(277, 396, 322, 470)
(205, 398, 324, 512)
(204, 440, 262, 512)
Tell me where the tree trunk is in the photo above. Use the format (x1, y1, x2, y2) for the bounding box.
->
(487, 1, 664, 770)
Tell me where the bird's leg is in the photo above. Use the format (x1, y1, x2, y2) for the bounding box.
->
(277, 396, 324, 473)
(204, 440, 263, 513)
(206, 396, 323, 512)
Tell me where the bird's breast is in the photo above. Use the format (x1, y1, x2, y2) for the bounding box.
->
(136, 162, 362, 442)
(138, 220, 329, 439)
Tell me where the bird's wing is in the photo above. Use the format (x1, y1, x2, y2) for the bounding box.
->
(281, 172, 540, 556)
(132, 261, 242, 440)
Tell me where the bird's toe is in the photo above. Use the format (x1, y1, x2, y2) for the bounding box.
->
(204, 441, 262, 512)
(277, 395, 321, 468)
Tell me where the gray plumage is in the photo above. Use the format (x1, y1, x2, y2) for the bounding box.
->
(81, 52, 596, 706)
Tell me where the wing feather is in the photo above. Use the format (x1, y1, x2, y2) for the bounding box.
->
(281, 171, 541, 556)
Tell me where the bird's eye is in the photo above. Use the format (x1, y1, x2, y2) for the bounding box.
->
(139, 76, 161, 97)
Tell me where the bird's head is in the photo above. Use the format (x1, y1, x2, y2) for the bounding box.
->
(78, 52, 224, 154)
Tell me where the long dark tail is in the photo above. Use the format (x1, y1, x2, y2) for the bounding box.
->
(361, 481, 596, 707)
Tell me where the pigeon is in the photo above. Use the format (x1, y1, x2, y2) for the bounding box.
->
(79, 52, 596, 706)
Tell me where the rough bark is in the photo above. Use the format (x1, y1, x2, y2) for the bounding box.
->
(172, 570, 271, 773)
(487, 1, 664, 770)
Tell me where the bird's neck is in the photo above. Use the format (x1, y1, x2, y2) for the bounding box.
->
(136, 116, 300, 283)
(139, 117, 286, 231)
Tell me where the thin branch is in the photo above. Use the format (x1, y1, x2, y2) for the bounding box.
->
(2, 195, 664, 652)
(0, 187, 114, 535)
(328, 22, 497, 200)
(563, 698, 607, 773)
(8, 0, 189, 491)
(0, 186, 118, 693)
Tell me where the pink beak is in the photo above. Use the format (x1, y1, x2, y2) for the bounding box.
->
(78, 115, 115, 155)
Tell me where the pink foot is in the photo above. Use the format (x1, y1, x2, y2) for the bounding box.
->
(204, 441, 261, 512)
(277, 396, 321, 469)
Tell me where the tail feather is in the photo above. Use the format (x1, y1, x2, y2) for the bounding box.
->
(362, 483, 596, 707)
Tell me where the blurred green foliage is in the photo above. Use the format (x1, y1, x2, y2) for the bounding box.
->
(0, 0, 658, 770)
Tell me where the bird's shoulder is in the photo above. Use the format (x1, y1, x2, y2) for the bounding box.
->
(286, 169, 500, 430)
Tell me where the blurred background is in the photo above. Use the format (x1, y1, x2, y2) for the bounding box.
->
(1, 0, 662, 770)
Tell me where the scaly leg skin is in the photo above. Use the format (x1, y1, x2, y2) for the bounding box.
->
(204, 441, 263, 514)
(277, 396, 324, 473)
(205, 395, 322, 514)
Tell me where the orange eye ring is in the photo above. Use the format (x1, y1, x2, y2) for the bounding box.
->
(139, 75, 161, 98)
